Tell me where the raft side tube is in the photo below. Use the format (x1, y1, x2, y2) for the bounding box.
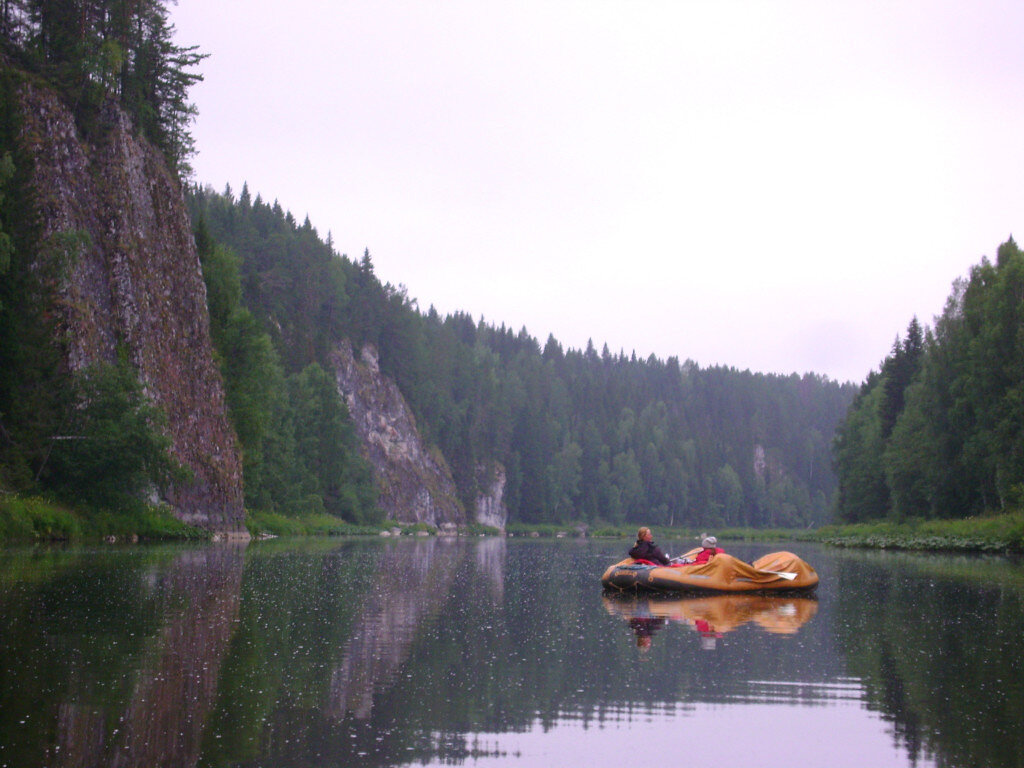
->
(601, 552, 819, 594)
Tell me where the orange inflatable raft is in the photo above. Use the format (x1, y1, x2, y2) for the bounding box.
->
(602, 592, 819, 635)
(601, 549, 819, 594)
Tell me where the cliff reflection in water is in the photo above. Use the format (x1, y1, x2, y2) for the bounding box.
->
(0, 544, 244, 768)
(328, 537, 506, 720)
(3, 540, 1023, 768)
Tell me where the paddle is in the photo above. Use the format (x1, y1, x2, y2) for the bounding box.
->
(758, 569, 797, 580)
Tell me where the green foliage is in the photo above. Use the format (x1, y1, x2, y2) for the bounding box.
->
(0, 151, 14, 283)
(43, 358, 183, 509)
(288, 363, 379, 523)
(194, 212, 378, 523)
(833, 377, 891, 522)
(462, 522, 502, 536)
(0, 102, 67, 493)
(834, 238, 1024, 523)
(245, 510, 386, 537)
(85, 501, 207, 540)
(0, 494, 81, 540)
(1, 0, 206, 175)
(0, 492, 206, 542)
(815, 513, 1024, 552)
(188, 186, 856, 530)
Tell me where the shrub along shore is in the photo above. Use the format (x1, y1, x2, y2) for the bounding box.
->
(591, 517, 1024, 554)
(2, 492, 1021, 552)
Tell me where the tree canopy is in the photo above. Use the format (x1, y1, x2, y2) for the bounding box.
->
(1, 0, 205, 174)
(833, 237, 1024, 522)
(189, 185, 856, 528)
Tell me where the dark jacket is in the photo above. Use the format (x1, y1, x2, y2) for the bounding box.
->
(629, 540, 671, 565)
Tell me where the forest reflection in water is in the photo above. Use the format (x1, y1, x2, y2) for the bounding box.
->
(0, 538, 1022, 768)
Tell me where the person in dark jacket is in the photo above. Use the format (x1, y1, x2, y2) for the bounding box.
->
(629, 526, 671, 565)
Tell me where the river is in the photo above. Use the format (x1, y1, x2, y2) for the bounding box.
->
(0, 538, 1021, 767)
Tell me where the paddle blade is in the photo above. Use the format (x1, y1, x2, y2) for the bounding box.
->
(761, 569, 797, 580)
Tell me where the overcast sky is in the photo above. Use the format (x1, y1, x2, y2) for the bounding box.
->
(171, 0, 1024, 383)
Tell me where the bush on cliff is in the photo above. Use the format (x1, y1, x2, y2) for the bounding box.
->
(43, 358, 185, 511)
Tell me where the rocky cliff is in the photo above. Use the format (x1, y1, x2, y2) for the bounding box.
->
(474, 462, 509, 530)
(14, 81, 245, 533)
(329, 342, 467, 527)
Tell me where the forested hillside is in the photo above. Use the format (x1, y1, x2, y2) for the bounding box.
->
(1, 0, 857, 531)
(834, 238, 1024, 522)
(1, 0, 249, 531)
(189, 186, 856, 529)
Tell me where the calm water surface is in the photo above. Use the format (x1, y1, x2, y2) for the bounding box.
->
(1, 538, 1022, 768)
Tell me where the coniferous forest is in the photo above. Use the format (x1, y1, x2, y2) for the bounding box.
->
(0, 0, 203, 173)
(188, 185, 855, 528)
(833, 238, 1024, 523)
(6, 0, 1024, 533)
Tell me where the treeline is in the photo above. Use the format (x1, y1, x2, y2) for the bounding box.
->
(834, 238, 1024, 522)
(193, 220, 378, 523)
(189, 185, 855, 528)
(1, 10, 857, 528)
(0, 0, 203, 174)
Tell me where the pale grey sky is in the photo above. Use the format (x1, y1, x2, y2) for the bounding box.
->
(172, 0, 1024, 383)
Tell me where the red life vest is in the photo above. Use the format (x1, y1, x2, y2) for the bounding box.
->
(694, 547, 724, 564)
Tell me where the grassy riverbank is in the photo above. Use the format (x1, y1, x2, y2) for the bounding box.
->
(588, 514, 1024, 554)
(0, 492, 499, 542)
(245, 510, 504, 538)
(0, 494, 207, 542)
(807, 513, 1024, 553)
(4, 490, 1022, 552)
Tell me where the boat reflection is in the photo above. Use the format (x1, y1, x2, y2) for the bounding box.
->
(603, 592, 818, 649)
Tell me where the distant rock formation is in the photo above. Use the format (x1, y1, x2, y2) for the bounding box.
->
(14, 81, 246, 534)
(330, 342, 466, 526)
(475, 462, 509, 531)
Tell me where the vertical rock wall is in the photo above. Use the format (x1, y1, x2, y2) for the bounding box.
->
(329, 342, 466, 526)
(16, 83, 245, 533)
(475, 462, 509, 530)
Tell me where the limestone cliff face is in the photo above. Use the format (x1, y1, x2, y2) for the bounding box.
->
(15, 82, 245, 533)
(475, 463, 509, 530)
(329, 342, 465, 526)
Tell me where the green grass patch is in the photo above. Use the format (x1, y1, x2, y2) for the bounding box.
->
(0, 492, 206, 542)
(0, 495, 81, 541)
(810, 512, 1024, 553)
(461, 522, 503, 536)
(85, 501, 207, 541)
(245, 510, 386, 537)
(506, 522, 590, 538)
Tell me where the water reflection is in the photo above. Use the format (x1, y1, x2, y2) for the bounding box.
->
(327, 538, 479, 720)
(1, 540, 1021, 768)
(0, 543, 244, 768)
(830, 549, 1024, 768)
(602, 592, 819, 650)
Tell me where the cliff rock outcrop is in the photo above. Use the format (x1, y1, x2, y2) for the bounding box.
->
(329, 342, 465, 526)
(15, 82, 245, 533)
(475, 462, 509, 530)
